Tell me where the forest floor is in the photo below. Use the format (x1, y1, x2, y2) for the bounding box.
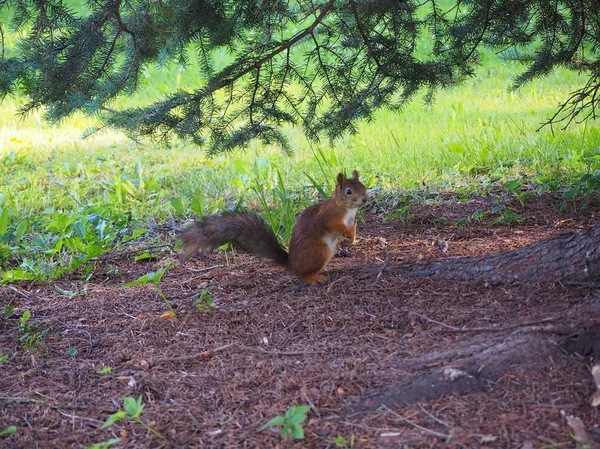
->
(1, 193, 599, 449)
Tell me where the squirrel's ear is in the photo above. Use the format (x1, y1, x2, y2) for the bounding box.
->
(352, 170, 359, 180)
(337, 173, 346, 185)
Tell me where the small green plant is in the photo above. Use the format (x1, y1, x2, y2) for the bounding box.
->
(101, 395, 165, 440)
(18, 311, 48, 350)
(259, 405, 310, 442)
(85, 438, 121, 449)
(0, 350, 9, 364)
(471, 208, 487, 224)
(249, 165, 305, 244)
(560, 171, 600, 210)
(504, 179, 530, 207)
(120, 266, 174, 315)
(2, 305, 14, 318)
(195, 286, 216, 314)
(67, 348, 78, 358)
(383, 204, 413, 226)
(96, 365, 113, 374)
(0, 426, 17, 437)
(331, 434, 355, 448)
(490, 205, 525, 226)
(455, 217, 468, 228)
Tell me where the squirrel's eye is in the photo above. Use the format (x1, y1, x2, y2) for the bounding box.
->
(345, 188, 352, 195)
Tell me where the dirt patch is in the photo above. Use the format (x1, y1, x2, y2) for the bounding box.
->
(1, 194, 599, 448)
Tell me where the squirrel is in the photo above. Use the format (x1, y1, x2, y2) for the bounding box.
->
(180, 170, 368, 284)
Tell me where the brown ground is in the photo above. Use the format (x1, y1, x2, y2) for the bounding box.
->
(1, 193, 599, 449)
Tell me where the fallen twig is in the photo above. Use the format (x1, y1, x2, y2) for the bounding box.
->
(383, 406, 451, 440)
(150, 342, 236, 366)
(409, 312, 462, 331)
(55, 409, 105, 425)
(6, 286, 30, 298)
(409, 312, 560, 334)
(241, 345, 326, 356)
(376, 253, 392, 280)
(440, 316, 559, 334)
(94, 244, 174, 262)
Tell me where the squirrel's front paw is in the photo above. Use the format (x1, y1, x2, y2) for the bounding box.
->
(345, 225, 356, 241)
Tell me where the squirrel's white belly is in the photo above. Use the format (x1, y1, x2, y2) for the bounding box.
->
(324, 234, 340, 252)
(323, 208, 358, 252)
(344, 208, 358, 227)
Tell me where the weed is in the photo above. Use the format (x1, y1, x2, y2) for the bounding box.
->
(100, 395, 165, 440)
(490, 205, 525, 226)
(0, 350, 9, 364)
(3, 305, 14, 317)
(0, 426, 17, 437)
(247, 163, 307, 244)
(195, 286, 216, 314)
(504, 179, 531, 207)
(120, 266, 174, 315)
(383, 204, 414, 226)
(18, 311, 48, 350)
(96, 366, 113, 374)
(560, 170, 600, 210)
(456, 217, 468, 228)
(471, 209, 487, 224)
(331, 434, 355, 448)
(85, 438, 121, 449)
(259, 405, 310, 442)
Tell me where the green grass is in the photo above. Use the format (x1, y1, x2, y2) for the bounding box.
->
(0, 45, 599, 282)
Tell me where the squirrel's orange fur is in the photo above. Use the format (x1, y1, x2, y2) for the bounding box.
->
(180, 170, 368, 284)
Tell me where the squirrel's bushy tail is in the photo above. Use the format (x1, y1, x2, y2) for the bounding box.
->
(180, 210, 289, 267)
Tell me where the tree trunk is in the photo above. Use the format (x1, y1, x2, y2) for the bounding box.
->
(412, 224, 600, 284)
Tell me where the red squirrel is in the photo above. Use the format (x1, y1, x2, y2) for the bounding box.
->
(181, 170, 368, 283)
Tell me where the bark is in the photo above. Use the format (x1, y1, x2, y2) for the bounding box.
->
(412, 224, 600, 284)
(344, 297, 600, 415)
(344, 332, 556, 414)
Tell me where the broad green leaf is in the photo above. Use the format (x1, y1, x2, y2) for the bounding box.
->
(259, 416, 285, 430)
(85, 437, 121, 449)
(190, 191, 205, 216)
(291, 424, 305, 440)
(120, 272, 155, 288)
(170, 197, 185, 215)
(286, 412, 308, 426)
(96, 220, 107, 240)
(2, 269, 35, 282)
(19, 311, 31, 327)
(134, 252, 157, 262)
(0, 208, 9, 235)
(280, 422, 292, 439)
(73, 220, 86, 238)
(0, 425, 17, 436)
(86, 243, 104, 257)
(100, 411, 126, 429)
(15, 220, 28, 241)
(504, 179, 522, 191)
(54, 285, 78, 297)
(123, 395, 144, 418)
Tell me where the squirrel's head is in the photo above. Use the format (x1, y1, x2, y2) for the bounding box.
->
(335, 170, 368, 208)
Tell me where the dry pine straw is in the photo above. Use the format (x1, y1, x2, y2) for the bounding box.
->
(0, 194, 599, 448)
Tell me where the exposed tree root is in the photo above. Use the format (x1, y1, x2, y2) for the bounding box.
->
(345, 297, 600, 415)
(411, 225, 600, 284)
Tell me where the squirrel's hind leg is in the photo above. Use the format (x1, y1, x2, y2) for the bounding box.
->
(297, 273, 328, 284)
